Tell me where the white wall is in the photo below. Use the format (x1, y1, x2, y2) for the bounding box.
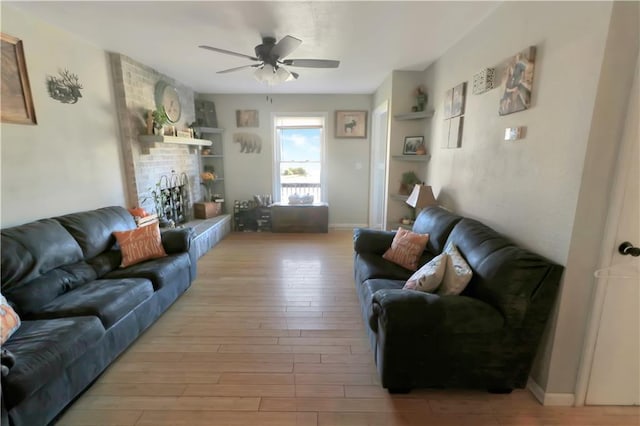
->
(197, 94, 371, 228)
(0, 5, 126, 227)
(420, 0, 638, 395)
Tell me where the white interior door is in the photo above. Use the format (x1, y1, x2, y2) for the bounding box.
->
(369, 101, 389, 229)
(585, 58, 640, 406)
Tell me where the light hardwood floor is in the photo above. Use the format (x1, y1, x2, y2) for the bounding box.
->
(58, 231, 639, 426)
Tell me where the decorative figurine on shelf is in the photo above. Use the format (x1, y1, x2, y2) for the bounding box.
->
(200, 171, 216, 202)
(414, 85, 428, 112)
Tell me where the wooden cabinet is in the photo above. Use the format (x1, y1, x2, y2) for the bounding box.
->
(271, 202, 328, 233)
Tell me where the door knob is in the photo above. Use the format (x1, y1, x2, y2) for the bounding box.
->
(618, 241, 640, 257)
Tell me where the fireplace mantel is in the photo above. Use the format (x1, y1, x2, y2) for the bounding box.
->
(138, 135, 212, 147)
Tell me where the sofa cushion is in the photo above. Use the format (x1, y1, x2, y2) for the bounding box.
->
(3, 261, 98, 316)
(113, 223, 167, 267)
(437, 243, 473, 296)
(404, 252, 447, 293)
(355, 252, 427, 284)
(87, 250, 122, 277)
(363, 279, 405, 302)
(412, 206, 462, 255)
(0, 294, 21, 344)
(56, 206, 136, 259)
(1, 219, 83, 290)
(443, 218, 514, 276)
(104, 253, 190, 291)
(2, 316, 105, 409)
(382, 228, 429, 271)
(28, 279, 153, 329)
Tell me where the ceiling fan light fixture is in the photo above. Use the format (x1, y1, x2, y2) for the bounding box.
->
(254, 64, 294, 86)
(253, 64, 275, 84)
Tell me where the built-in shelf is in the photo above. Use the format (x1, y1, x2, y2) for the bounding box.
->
(388, 221, 413, 230)
(139, 135, 212, 146)
(389, 194, 409, 202)
(392, 154, 430, 162)
(394, 110, 434, 120)
(201, 154, 224, 158)
(193, 126, 224, 134)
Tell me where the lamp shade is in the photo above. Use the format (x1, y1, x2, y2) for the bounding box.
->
(406, 184, 437, 210)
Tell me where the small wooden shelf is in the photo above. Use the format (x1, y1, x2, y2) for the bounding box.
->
(392, 154, 430, 162)
(139, 135, 212, 146)
(389, 194, 409, 202)
(394, 110, 434, 120)
(193, 126, 224, 134)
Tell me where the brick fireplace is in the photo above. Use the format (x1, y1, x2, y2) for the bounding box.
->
(109, 53, 203, 216)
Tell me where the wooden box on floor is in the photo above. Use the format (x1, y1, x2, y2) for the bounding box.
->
(193, 202, 222, 219)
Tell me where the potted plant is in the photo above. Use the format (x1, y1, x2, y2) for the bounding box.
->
(400, 171, 420, 195)
(151, 109, 169, 135)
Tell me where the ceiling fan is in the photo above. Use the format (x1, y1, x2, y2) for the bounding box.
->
(199, 35, 340, 85)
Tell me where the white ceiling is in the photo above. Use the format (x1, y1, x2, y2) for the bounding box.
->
(8, 1, 499, 94)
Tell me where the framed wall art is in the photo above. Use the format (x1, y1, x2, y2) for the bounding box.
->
(403, 136, 425, 155)
(499, 46, 536, 116)
(1, 33, 37, 124)
(451, 82, 466, 118)
(236, 109, 259, 127)
(335, 110, 367, 138)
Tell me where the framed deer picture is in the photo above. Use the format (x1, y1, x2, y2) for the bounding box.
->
(1, 33, 37, 124)
(335, 110, 367, 138)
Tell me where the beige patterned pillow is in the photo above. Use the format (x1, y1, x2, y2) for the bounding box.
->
(437, 243, 473, 296)
(403, 252, 447, 292)
(0, 294, 21, 345)
(382, 228, 429, 271)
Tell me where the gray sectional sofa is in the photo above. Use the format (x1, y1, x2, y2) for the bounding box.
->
(1, 206, 197, 426)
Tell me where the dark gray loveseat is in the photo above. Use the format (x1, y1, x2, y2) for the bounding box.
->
(353, 206, 563, 393)
(1, 206, 196, 426)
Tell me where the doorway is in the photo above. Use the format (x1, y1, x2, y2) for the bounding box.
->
(369, 101, 389, 229)
(577, 57, 639, 406)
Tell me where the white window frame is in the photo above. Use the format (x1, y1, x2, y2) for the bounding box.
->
(272, 112, 328, 203)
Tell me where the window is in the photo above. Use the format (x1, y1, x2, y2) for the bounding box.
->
(274, 115, 326, 203)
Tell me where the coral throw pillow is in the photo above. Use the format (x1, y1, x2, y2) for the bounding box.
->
(0, 294, 21, 345)
(383, 228, 429, 271)
(404, 252, 447, 292)
(113, 223, 167, 268)
(437, 243, 473, 296)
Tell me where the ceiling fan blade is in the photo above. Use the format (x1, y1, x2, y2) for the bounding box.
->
(217, 64, 260, 74)
(282, 59, 340, 68)
(290, 71, 299, 80)
(199, 45, 259, 61)
(271, 35, 302, 59)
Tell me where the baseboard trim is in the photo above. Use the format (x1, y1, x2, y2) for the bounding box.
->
(329, 223, 367, 230)
(527, 377, 575, 406)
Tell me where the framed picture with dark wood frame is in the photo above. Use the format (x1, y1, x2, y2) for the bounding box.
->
(403, 136, 425, 155)
(1, 33, 37, 124)
(335, 110, 367, 138)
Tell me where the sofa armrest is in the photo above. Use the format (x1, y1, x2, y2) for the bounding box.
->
(161, 227, 197, 280)
(370, 289, 504, 335)
(161, 228, 193, 254)
(1, 348, 16, 377)
(353, 228, 396, 255)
